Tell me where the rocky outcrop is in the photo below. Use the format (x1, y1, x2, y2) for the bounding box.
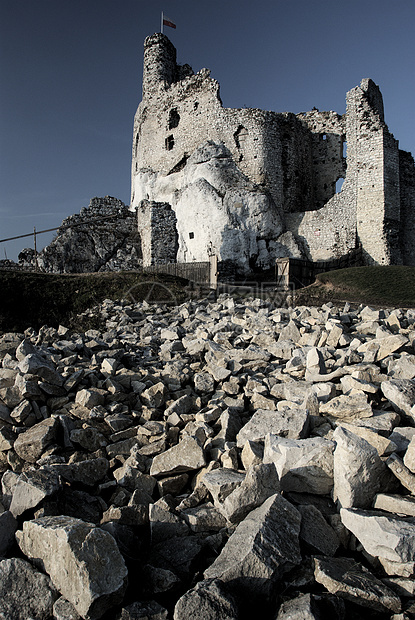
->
(1, 296, 415, 618)
(18, 196, 142, 273)
(134, 141, 289, 271)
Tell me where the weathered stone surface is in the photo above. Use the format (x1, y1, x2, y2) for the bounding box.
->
(219, 463, 280, 523)
(13, 416, 59, 462)
(298, 504, 339, 556)
(314, 556, 401, 613)
(204, 493, 302, 597)
(53, 597, 82, 620)
(19, 196, 142, 273)
(341, 507, 415, 563)
(118, 600, 168, 619)
(333, 426, 392, 508)
(382, 379, 415, 422)
(320, 392, 373, 421)
(150, 437, 206, 476)
(149, 502, 189, 543)
(374, 493, 415, 517)
(16, 515, 128, 620)
(236, 408, 309, 447)
(173, 579, 239, 620)
(10, 467, 61, 516)
(181, 502, 227, 532)
(387, 453, 415, 493)
(264, 435, 335, 495)
(202, 468, 245, 504)
(50, 457, 109, 486)
(276, 592, 345, 620)
(0, 557, 59, 620)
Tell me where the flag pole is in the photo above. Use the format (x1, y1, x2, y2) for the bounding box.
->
(161, 11, 163, 34)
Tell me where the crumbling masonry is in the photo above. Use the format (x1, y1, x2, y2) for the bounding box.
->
(131, 33, 415, 273)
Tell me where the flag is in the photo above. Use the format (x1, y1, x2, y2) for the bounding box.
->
(163, 15, 176, 29)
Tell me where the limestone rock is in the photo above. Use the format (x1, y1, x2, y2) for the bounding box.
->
(298, 504, 339, 556)
(319, 392, 373, 421)
(173, 579, 239, 620)
(204, 493, 302, 598)
(13, 417, 59, 462)
(219, 463, 280, 523)
(150, 437, 206, 477)
(264, 435, 335, 495)
(341, 507, 415, 563)
(181, 502, 228, 532)
(0, 557, 59, 620)
(202, 468, 245, 504)
(19, 196, 142, 273)
(117, 600, 168, 619)
(314, 555, 401, 613)
(236, 408, 309, 447)
(332, 426, 392, 508)
(381, 379, 415, 422)
(276, 593, 345, 619)
(10, 467, 61, 517)
(374, 493, 415, 517)
(16, 515, 128, 620)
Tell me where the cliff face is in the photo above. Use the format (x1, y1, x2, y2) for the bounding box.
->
(18, 197, 142, 274)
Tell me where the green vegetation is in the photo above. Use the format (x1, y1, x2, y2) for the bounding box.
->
(0, 270, 193, 333)
(294, 265, 415, 308)
(1, 265, 414, 334)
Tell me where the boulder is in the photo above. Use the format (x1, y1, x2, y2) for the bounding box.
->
(314, 555, 401, 613)
(173, 579, 239, 620)
(332, 426, 393, 508)
(0, 557, 59, 620)
(236, 408, 309, 447)
(16, 515, 128, 620)
(150, 436, 205, 477)
(264, 435, 335, 495)
(341, 507, 415, 563)
(13, 416, 59, 462)
(204, 493, 301, 598)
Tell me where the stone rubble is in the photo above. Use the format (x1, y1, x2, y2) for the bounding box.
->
(1, 295, 415, 618)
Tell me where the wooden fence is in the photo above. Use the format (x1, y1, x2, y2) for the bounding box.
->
(276, 247, 363, 288)
(144, 255, 218, 288)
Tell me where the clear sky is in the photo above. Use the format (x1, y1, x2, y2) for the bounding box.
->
(1, 0, 414, 261)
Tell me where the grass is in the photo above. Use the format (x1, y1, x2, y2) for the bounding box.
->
(294, 265, 415, 308)
(1, 265, 415, 334)
(0, 270, 194, 333)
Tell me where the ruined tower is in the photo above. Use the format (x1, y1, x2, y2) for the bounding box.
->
(131, 34, 415, 271)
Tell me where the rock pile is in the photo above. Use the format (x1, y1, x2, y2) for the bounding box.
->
(1, 295, 415, 619)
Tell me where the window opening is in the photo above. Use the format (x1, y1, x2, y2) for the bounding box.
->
(165, 135, 174, 151)
(168, 108, 180, 130)
(189, 232, 194, 239)
(336, 177, 344, 193)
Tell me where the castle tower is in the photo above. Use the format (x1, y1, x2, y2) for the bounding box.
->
(346, 79, 402, 265)
(142, 33, 177, 98)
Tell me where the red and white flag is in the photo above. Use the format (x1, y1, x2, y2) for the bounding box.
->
(162, 14, 176, 29)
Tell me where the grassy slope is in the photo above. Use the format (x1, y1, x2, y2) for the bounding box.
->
(1, 265, 415, 334)
(294, 265, 415, 308)
(0, 270, 192, 333)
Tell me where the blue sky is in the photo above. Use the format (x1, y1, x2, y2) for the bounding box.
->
(1, 0, 414, 260)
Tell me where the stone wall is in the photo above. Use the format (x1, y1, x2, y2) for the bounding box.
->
(137, 200, 178, 266)
(400, 150, 415, 266)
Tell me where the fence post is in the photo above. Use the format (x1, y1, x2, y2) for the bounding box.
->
(209, 255, 218, 289)
(33, 227, 39, 272)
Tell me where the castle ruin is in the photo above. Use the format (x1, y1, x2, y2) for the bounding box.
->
(131, 33, 415, 274)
